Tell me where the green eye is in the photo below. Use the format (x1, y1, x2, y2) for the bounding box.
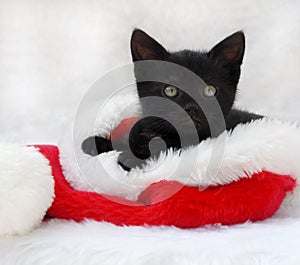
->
(203, 85, 217, 97)
(164, 86, 178, 97)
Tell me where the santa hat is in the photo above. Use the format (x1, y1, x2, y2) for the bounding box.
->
(0, 91, 299, 236)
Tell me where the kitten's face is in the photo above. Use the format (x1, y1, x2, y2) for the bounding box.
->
(130, 29, 245, 136)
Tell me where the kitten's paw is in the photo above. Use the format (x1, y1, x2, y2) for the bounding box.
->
(81, 136, 112, 156)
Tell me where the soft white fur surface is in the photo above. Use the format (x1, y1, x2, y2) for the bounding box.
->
(1, 0, 300, 264)
(1, 218, 300, 265)
(0, 144, 54, 236)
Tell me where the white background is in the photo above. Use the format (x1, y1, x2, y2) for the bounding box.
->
(0, 0, 299, 144)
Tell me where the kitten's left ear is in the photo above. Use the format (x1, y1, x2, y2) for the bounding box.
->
(130, 29, 170, 61)
(208, 31, 245, 66)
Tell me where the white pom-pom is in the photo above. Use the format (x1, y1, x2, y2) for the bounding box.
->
(0, 144, 54, 236)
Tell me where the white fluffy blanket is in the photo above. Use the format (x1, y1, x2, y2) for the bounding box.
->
(1, 218, 300, 265)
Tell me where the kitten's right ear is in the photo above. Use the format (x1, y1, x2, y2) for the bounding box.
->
(130, 29, 170, 62)
(208, 31, 245, 67)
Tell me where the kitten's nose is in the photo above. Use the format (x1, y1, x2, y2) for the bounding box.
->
(184, 103, 198, 117)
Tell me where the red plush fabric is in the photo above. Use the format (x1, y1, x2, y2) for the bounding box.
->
(36, 145, 296, 228)
(108, 117, 139, 141)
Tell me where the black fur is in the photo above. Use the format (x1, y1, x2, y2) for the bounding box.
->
(82, 29, 263, 170)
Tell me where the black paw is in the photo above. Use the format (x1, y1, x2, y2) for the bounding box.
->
(82, 136, 113, 156)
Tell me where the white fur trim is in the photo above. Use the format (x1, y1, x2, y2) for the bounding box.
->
(0, 144, 54, 236)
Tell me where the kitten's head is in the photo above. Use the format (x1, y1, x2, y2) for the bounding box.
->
(130, 29, 245, 137)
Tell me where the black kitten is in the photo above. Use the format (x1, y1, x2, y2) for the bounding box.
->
(82, 29, 262, 170)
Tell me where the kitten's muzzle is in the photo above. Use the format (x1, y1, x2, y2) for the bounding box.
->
(184, 103, 198, 117)
(184, 103, 204, 125)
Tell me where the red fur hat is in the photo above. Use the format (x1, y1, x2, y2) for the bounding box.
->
(0, 117, 298, 236)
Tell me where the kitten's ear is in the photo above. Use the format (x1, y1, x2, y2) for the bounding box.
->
(131, 29, 170, 61)
(208, 31, 245, 66)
